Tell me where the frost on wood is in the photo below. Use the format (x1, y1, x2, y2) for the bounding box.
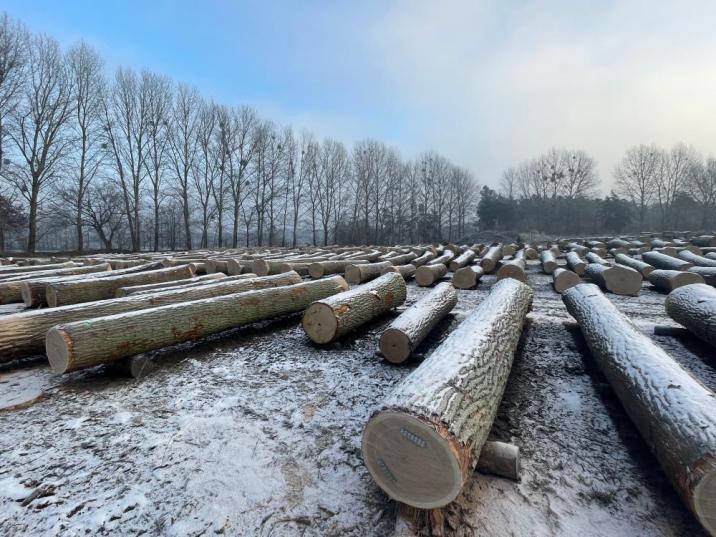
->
(378, 282, 457, 364)
(678, 250, 716, 268)
(362, 278, 533, 509)
(552, 267, 580, 294)
(480, 246, 502, 273)
(540, 250, 558, 274)
(565, 251, 586, 275)
(648, 270, 704, 291)
(615, 253, 654, 277)
(46, 276, 349, 373)
(302, 272, 406, 344)
(689, 267, 716, 286)
(643, 251, 692, 271)
(665, 283, 716, 348)
(496, 258, 526, 283)
(563, 283, 716, 536)
(0, 272, 303, 361)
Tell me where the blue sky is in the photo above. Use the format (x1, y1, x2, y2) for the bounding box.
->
(4, 0, 716, 190)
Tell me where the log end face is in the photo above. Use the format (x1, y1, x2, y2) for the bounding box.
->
(46, 327, 72, 374)
(344, 265, 361, 285)
(692, 458, 716, 536)
(46, 286, 58, 308)
(362, 411, 463, 509)
(20, 283, 34, 307)
(379, 328, 412, 364)
(302, 302, 339, 344)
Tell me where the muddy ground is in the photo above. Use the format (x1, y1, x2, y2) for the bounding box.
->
(0, 262, 712, 536)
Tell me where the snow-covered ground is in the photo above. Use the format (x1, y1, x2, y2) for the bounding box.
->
(0, 262, 712, 536)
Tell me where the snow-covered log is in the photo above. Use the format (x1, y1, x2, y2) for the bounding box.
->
(379, 282, 457, 363)
(585, 263, 642, 295)
(692, 235, 716, 247)
(563, 283, 716, 535)
(0, 272, 304, 362)
(388, 252, 418, 266)
(648, 270, 704, 291)
(665, 283, 716, 348)
(540, 250, 558, 274)
(302, 272, 406, 344)
(552, 267, 581, 294)
(362, 278, 533, 509)
(564, 251, 586, 275)
(345, 261, 393, 284)
(308, 259, 369, 279)
(381, 264, 417, 281)
(448, 249, 476, 272)
(615, 253, 654, 277)
(45, 265, 196, 307)
(452, 265, 484, 289)
(643, 251, 692, 271)
(496, 258, 526, 282)
(480, 246, 502, 273)
(46, 276, 349, 373)
(689, 267, 716, 286)
(585, 252, 610, 266)
(678, 250, 716, 267)
(415, 263, 448, 287)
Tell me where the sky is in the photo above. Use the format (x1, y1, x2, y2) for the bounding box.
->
(4, 0, 716, 192)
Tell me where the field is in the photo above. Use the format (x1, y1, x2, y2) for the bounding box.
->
(0, 257, 711, 537)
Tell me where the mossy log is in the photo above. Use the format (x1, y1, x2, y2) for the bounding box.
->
(648, 270, 705, 291)
(0, 272, 303, 362)
(301, 272, 406, 344)
(362, 279, 533, 509)
(584, 263, 642, 295)
(563, 283, 716, 535)
(552, 267, 581, 294)
(115, 273, 227, 297)
(615, 253, 654, 277)
(345, 261, 393, 284)
(46, 276, 348, 373)
(665, 283, 716, 348)
(643, 251, 692, 271)
(379, 282, 457, 363)
(381, 264, 417, 281)
(45, 265, 196, 307)
(415, 264, 448, 287)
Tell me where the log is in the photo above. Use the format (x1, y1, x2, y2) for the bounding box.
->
(540, 250, 558, 274)
(126, 273, 258, 297)
(689, 267, 716, 286)
(564, 251, 586, 276)
(584, 263, 642, 295)
(426, 251, 455, 266)
(563, 283, 716, 535)
(0, 272, 303, 361)
(388, 252, 418, 266)
(448, 249, 476, 272)
(0, 261, 79, 276)
(692, 235, 716, 247)
(452, 265, 484, 289)
(205, 259, 230, 274)
(475, 441, 520, 481)
(415, 263, 448, 287)
(46, 276, 349, 373)
(21, 263, 114, 306)
(252, 259, 289, 276)
(301, 272, 406, 344)
(648, 270, 705, 291)
(615, 253, 654, 277)
(345, 261, 393, 284)
(381, 264, 417, 281)
(496, 258, 526, 283)
(552, 267, 581, 294)
(278, 262, 311, 276)
(115, 273, 227, 297)
(585, 252, 610, 266)
(643, 251, 692, 271)
(45, 265, 196, 307)
(665, 283, 716, 348)
(226, 258, 254, 275)
(679, 250, 716, 268)
(308, 259, 368, 279)
(378, 282, 457, 364)
(411, 251, 435, 267)
(480, 246, 502, 273)
(361, 279, 533, 508)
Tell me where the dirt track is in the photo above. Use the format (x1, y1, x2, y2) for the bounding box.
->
(0, 262, 712, 536)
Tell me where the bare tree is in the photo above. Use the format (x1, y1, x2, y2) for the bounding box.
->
(688, 157, 716, 229)
(194, 99, 218, 248)
(0, 13, 28, 173)
(228, 106, 257, 248)
(82, 177, 125, 250)
(316, 139, 348, 245)
(655, 144, 694, 230)
(614, 144, 660, 230)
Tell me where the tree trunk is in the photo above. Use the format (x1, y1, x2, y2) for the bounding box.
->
(584, 252, 610, 266)
(563, 283, 716, 536)
(480, 246, 503, 274)
(46, 265, 196, 307)
(302, 272, 406, 344)
(362, 279, 533, 509)
(381, 264, 416, 281)
(0, 264, 111, 305)
(411, 251, 435, 267)
(115, 273, 227, 297)
(496, 258, 526, 283)
(615, 253, 654, 277)
(0, 261, 79, 276)
(648, 270, 704, 291)
(415, 264, 448, 287)
(379, 282, 457, 364)
(426, 251, 455, 266)
(447, 249, 475, 272)
(689, 267, 716, 286)
(565, 251, 587, 275)
(665, 283, 716, 348)
(126, 273, 258, 296)
(21, 263, 113, 307)
(584, 263, 642, 296)
(691, 235, 716, 247)
(308, 259, 369, 279)
(552, 267, 580, 294)
(643, 251, 692, 271)
(678, 250, 716, 268)
(47, 275, 348, 373)
(452, 266, 484, 289)
(345, 261, 393, 284)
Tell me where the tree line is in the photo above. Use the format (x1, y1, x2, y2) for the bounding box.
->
(478, 145, 716, 236)
(0, 14, 479, 253)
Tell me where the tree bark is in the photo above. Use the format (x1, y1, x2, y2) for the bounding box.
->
(648, 270, 705, 291)
(426, 251, 455, 266)
(126, 273, 258, 296)
(689, 267, 716, 286)
(411, 251, 435, 267)
(47, 276, 348, 373)
(496, 258, 526, 283)
(643, 251, 692, 271)
(362, 279, 533, 509)
(552, 267, 581, 294)
(691, 235, 716, 247)
(115, 273, 227, 297)
(302, 272, 406, 344)
(584, 263, 642, 296)
(1, 264, 112, 305)
(448, 249, 475, 272)
(308, 259, 368, 279)
(562, 283, 716, 536)
(381, 264, 416, 281)
(452, 265, 484, 289)
(0, 261, 79, 276)
(539, 250, 558, 274)
(584, 252, 610, 266)
(46, 265, 196, 307)
(415, 264, 448, 287)
(1, 271, 305, 361)
(678, 250, 716, 268)
(21, 263, 114, 306)
(665, 283, 716, 348)
(564, 251, 586, 275)
(345, 261, 393, 284)
(379, 282, 457, 364)
(615, 253, 654, 277)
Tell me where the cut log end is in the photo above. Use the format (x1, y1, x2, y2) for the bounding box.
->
(301, 302, 339, 344)
(693, 463, 716, 537)
(362, 411, 464, 509)
(46, 328, 72, 374)
(379, 328, 413, 364)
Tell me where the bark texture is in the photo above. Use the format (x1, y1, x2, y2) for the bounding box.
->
(565, 251, 586, 276)
(689, 267, 716, 286)
(563, 283, 716, 535)
(1, 263, 113, 305)
(302, 272, 406, 344)
(345, 261, 393, 284)
(415, 264, 448, 287)
(615, 253, 654, 277)
(643, 251, 692, 271)
(379, 282, 457, 364)
(648, 270, 705, 291)
(540, 250, 558, 274)
(448, 250, 476, 272)
(21, 263, 114, 307)
(308, 260, 368, 279)
(480, 246, 502, 274)
(665, 283, 716, 348)
(115, 273, 227, 297)
(679, 250, 716, 268)
(362, 279, 533, 509)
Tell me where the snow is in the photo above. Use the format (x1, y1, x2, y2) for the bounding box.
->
(0, 261, 712, 536)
